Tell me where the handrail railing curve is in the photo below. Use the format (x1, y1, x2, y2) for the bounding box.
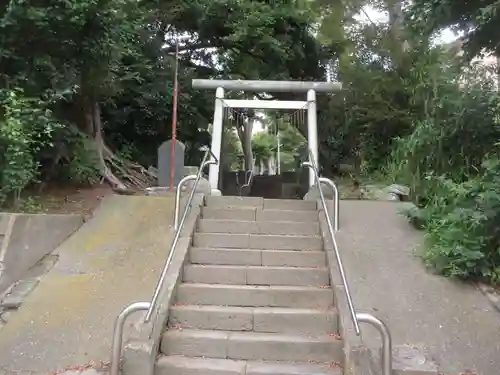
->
(239, 158, 256, 196)
(317, 176, 339, 231)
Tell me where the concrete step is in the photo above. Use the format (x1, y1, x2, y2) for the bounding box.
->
(160, 329, 343, 362)
(193, 233, 322, 251)
(176, 283, 334, 308)
(202, 207, 318, 223)
(197, 219, 320, 236)
(156, 355, 245, 375)
(205, 196, 317, 212)
(203, 207, 256, 221)
(183, 265, 329, 286)
(169, 305, 338, 334)
(156, 355, 342, 375)
(205, 196, 263, 208)
(257, 209, 318, 223)
(263, 199, 317, 211)
(189, 248, 327, 267)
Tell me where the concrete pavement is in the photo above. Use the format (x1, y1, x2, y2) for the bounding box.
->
(336, 200, 500, 375)
(0, 195, 176, 374)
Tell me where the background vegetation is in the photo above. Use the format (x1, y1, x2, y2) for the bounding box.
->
(1, 0, 500, 284)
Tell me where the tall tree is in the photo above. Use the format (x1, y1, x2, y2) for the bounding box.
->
(0, 0, 154, 189)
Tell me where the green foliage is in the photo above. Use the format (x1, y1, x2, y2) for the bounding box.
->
(311, 0, 500, 285)
(386, 55, 500, 203)
(384, 48, 500, 284)
(0, 0, 333, 193)
(250, 115, 307, 172)
(0, 89, 62, 203)
(419, 155, 500, 284)
(252, 132, 276, 164)
(60, 128, 101, 185)
(275, 118, 307, 171)
(15, 196, 44, 214)
(410, 0, 500, 56)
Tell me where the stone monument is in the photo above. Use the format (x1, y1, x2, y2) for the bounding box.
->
(158, 139, 185, 187)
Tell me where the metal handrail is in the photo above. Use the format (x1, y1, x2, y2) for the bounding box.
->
(318, 176, 339, 231)
(110, 147, 218, 375)
(302, 152, 359, 334)
(302, 150, 392, 375)
(356, 313, 392, 375)
(239, 158, 256, 196)
(110, 302, 151, 375)
(174, 174, 198, 231)
(145, 147, 217, 322)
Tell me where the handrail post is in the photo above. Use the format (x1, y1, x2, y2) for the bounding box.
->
(110, 302, 151, 375)
(356, 313, 392, 375)
(174, 175, 197, 230)
(318, 177, 339, 231)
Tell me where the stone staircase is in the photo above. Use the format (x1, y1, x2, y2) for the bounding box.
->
(156, 196, 343, 375)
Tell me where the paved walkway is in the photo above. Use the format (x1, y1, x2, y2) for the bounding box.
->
(0, 195, 176, 374)
(336, 200, 500, 375)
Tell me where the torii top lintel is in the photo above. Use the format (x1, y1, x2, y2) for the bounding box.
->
(191, 79, 342, 93)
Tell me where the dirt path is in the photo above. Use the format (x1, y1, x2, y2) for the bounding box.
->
(5, 184, 115, 219)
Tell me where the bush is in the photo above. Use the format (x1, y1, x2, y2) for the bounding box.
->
(420, 154, 500, 284)
(0, 89, 101, 206)
(386, 80, 500, 206)
(59, 127, 101, 185)
(0, 88, 62, 204)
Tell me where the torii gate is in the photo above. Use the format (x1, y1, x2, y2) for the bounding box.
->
(192, 79, 342, 195)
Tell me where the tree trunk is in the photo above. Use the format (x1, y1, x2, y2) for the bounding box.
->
(74, 91, 155, 190)
(385, 0, 411, 65)
(244, 120, 254, 171)
(90, 101, 127, 190)
(236, 119, 254, 172)
(497, 54, 500, 92)
(78, 94, 126, 189)
(386, 0, 404, 45)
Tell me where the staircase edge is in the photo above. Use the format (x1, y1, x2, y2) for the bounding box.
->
(121, 193, 205, 375)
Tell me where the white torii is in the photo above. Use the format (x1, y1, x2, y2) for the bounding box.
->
(192, 79, 342, 195)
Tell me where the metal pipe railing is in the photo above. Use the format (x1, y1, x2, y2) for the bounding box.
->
(110, 147, 218, 375)
(239, 159, 256, 196)
(302, 154, 359, 335)
(318, 176, 339, 231)
(110, 302, 151, 375)
(302, 149, 392, 375)
(356, 313, 392, 375)
(174, 174, 197, 230)
(145, 147, 217, 322)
